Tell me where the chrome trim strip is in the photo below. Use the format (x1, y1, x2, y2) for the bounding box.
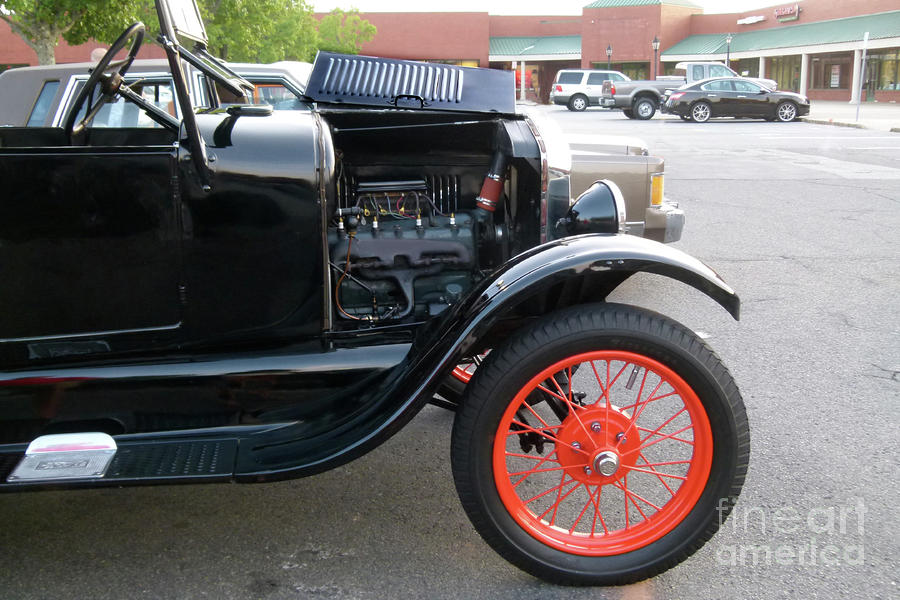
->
(0, 322, 182, 344)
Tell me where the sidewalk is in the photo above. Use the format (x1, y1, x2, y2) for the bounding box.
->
(801, 100, 900, 133)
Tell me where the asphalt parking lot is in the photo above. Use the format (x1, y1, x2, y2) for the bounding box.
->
(1, 108, 897, 600)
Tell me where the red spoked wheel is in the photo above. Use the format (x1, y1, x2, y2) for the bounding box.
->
(494, 351, 712, 556)
(451, 304, 749, 585)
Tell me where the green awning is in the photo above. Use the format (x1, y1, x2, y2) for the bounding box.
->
(663, 10, 900, 57)
(489, 36, 582, 57)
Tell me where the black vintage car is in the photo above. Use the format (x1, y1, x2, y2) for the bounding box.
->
(661, 77, 810, 122)
(0, 0, 749, 586)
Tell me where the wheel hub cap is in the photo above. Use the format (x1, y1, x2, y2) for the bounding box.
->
(593, 450, 620, 476)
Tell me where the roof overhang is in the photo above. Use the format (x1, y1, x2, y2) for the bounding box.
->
(662, 35, 900, 62)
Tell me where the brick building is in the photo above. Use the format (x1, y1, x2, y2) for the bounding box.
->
(2, 0, 897, 103)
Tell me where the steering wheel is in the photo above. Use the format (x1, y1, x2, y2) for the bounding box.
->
(63, 22, 145, 142)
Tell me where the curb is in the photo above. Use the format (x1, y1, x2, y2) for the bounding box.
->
(800, 117, 865, 129)
(800, 117, 900, 133)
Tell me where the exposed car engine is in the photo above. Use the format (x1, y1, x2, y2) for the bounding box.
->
(327, 175, 476, 321)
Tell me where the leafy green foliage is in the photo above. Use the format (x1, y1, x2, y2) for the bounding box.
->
(316, 8, 376, 56)
(0, 0, 141, 64)
(1, 0, 376, 65)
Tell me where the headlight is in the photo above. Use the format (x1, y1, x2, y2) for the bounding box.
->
(555, 180, 626, 237)
(651, 173, 664, 207)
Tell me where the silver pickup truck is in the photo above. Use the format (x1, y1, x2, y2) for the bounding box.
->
(601, 61, 778, 119)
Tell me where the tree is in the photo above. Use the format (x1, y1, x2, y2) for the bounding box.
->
(0, 0, 140, 65)
(316, 8, 375, 56)
(1, 0, 376, 66)
(199, 0, 318, 62)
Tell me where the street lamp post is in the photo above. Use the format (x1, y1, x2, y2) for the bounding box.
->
(606, 44, 612, 70)
(725, 33, 733, 68)
(651, 36, 660, 79)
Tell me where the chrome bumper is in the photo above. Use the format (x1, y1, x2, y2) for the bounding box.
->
(642, 200, 684, 243)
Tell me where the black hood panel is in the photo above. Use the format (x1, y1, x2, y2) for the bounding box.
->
(307, 52, 516, 114)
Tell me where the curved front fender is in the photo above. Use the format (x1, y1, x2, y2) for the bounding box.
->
(415, 232, 738, 405)
(238, 234, 738, 480)
(473, 233, 738, 322)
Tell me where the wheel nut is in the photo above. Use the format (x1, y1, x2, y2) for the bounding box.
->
(584, 466, 592, 475)
(591, 422, 602, 433)
(571, 441, 581, 450)
(616, 432, 627, 444)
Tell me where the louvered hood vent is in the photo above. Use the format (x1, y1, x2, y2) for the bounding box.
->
(306, 52, 516, 114)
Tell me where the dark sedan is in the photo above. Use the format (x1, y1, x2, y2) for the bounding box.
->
(661, 77, 810, 122)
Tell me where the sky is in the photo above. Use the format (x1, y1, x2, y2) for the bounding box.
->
(311, 1, 776, 16)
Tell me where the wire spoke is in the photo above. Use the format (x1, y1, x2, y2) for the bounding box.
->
(520, 399, 553, 430)
(589, 360, 609, 407)
(627, 423, 695, 455)
(620, 465, 687, 481)
(590, 484, 609, 535)
(613, 477, 659, 517)
(569, 484, 599, 534)
(521, 474, 580, 506)
(508, 420, 571, 449)
(504, 451, 560, 462)
(548, 375, 593, 441)
(540, 474, 582, 525)
(509, 464, 584, 477)
(625, 378, 663, 426)
(638, 452, 682, 497)
(620, 389, 679, 414)
(512, 449, 561, 487)
(629, 406, 688, 448)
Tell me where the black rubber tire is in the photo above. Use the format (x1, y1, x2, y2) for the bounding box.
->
(451, 303, 749, 586)
(622, 109, 635, 119)
(633, 97, 657, 120)
(775, 101, 798, 122)
(567, 95, 588, 112)
(690, 101, 712, 123)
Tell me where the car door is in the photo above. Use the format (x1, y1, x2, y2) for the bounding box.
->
(700, 79, 739, 116)
(732, 80, 769, 117)
(585, 72, 609, 105)
(0, 113, 182, 366)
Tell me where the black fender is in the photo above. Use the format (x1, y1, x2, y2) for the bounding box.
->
(238, 233, 738, 480)
(411, 232, 737, 398)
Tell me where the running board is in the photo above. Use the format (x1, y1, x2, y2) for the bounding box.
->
(1, 433, 238, 491)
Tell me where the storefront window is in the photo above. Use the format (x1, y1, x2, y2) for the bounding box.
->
(731, 59, 758, 78)
(870, 49, 900, 90)
(810, 53, 852, 89)
(426, 59, 480, 68)
(769, 55, 801, 92)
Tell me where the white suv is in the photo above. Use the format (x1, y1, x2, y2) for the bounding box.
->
(550, 69, 631, 111)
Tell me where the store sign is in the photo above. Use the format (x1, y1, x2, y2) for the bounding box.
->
(737, 15, 765, 25)
(774, 4, 800, 22)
